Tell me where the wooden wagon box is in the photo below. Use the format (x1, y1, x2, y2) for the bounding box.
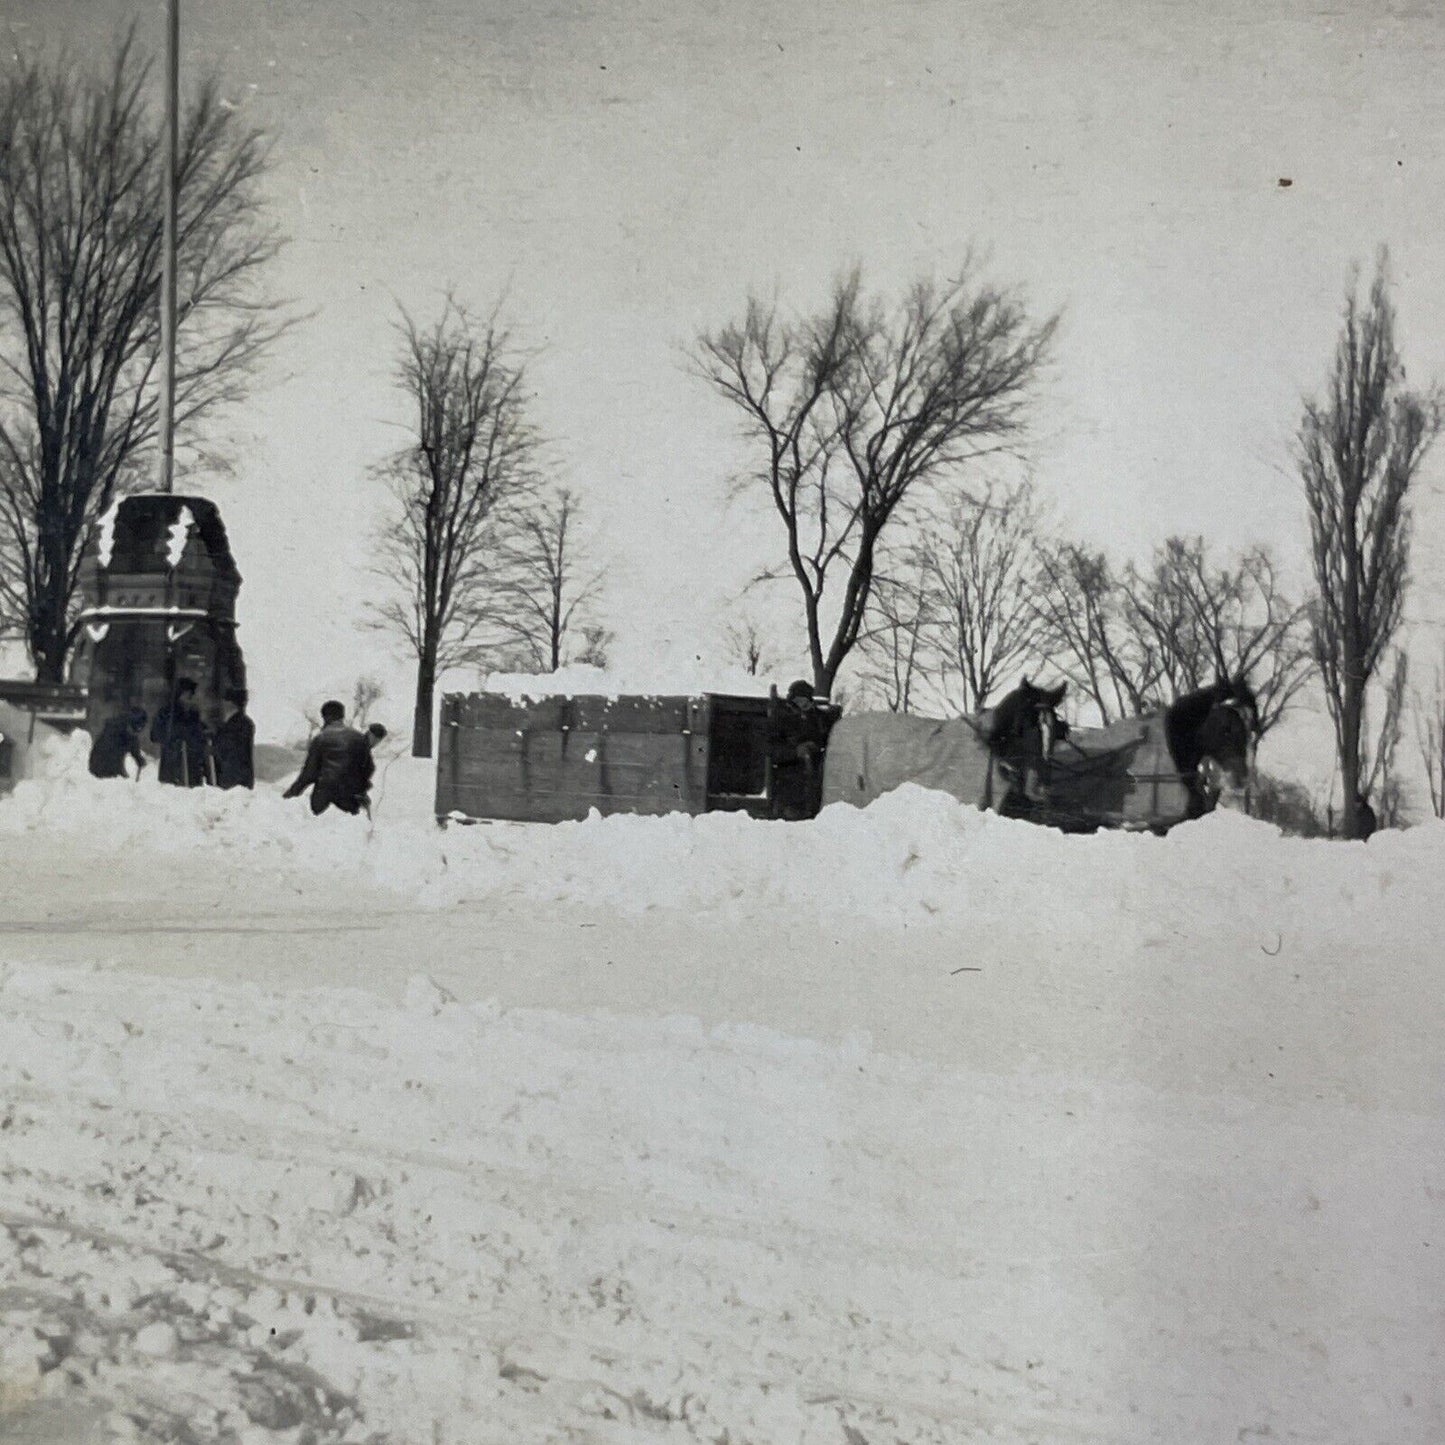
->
(435, 691, 777, 823)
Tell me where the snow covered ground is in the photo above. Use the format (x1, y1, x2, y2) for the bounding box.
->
(1, 748, 1442, 1443)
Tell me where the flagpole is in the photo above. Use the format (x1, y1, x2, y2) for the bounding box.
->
(158, 0, 179, 495)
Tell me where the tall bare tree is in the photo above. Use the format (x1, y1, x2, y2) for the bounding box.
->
(1299, 256, 1441, 838)
(0, 35, 288, 681)
(367, 298, 540, 757)
(478, 486, 606, 673)
(695, 265, 1055, 697)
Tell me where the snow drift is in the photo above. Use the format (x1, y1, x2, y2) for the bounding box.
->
(2, 735, 1443, 1443)
(3, 737, 1441, 951)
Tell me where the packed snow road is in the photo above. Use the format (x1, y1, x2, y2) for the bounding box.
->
(1, 758, 1443, 1443)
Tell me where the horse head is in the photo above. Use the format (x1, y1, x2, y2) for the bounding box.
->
(1166, 674, 1260, 811)
(986, 678, 1068, 804)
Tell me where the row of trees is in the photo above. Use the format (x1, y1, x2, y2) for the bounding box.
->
(697, 257, 1442, 838)
(0, 39, 607, 760)
(0, 37, 1440, 835)
(850, 504, 1314, 739)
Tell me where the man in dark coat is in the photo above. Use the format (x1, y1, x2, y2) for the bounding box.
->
(212, 687, 255, 790)
(770, 679, 839, 821)
(151, 678, 209, 787)
(284, 700, 374, 816)
(89, 707, 148, 780)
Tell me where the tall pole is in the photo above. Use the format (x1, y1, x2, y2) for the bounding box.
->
(157, 0, 179, 494)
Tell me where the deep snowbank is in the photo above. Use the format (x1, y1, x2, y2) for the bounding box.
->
(4, 733, 1443, 949)
(3, 738, 1443, 1443)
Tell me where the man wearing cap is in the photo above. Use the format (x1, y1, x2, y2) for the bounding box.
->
(770, 679, 838, 820)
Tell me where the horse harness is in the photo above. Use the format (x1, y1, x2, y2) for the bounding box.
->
(979, 695, 1254, 832)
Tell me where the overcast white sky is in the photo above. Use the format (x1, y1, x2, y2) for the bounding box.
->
(9, 0, 1445, 744)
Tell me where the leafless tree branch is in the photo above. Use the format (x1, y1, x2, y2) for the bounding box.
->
(1300, 251, 1441, 836)
(364, 294, 543, 756)
(695, 263, 1056, 696)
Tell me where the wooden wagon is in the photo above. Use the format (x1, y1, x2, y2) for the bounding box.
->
(435, 691, 788, 823)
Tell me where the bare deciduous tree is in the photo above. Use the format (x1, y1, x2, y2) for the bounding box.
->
(1300, 256, 1441, 838)
(723, 614, 780, 678)
(367, 297, 540, 757)
(573, 622, 613, 669)
(1032, 542, 1152, 722)
(351, 675, 384, 727)
(924, 479, 1046, 712)
(0, 35, 288, 681)
(1122, 538, 1314, 737)
(695, 264, 1056, 697)
(478, 487, 606, 673)
(854, 547, 935, 713)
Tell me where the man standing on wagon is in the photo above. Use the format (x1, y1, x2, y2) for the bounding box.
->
(770, 679, 839, 820)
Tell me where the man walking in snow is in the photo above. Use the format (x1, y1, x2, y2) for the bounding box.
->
(283, 700, 374, 816)
(212, 687, 255, 790)
(88, 707, 149, 780)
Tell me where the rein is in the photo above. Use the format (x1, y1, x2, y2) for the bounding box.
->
(954, 687, 1255, 831)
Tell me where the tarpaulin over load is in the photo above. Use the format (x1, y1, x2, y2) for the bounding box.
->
(821, 713, 999, 810)
(822, 709, 1196, 831)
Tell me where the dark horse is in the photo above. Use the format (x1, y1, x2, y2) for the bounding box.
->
(985, 677, 1068, 814)
(1164, 674, 1260, 819)
(982, 672, 1258, 829)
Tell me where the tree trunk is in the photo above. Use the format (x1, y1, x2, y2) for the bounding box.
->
(33, 640, 69, 686)
(30, 580, 71, 685)
(411, 650, 436, 759)
(1339, 677, 1365, 839)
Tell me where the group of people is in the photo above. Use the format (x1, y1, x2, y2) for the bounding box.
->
(88, 683, 386, 819)
(89, 679, 254, 790)
(88, 677, 830, 820)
